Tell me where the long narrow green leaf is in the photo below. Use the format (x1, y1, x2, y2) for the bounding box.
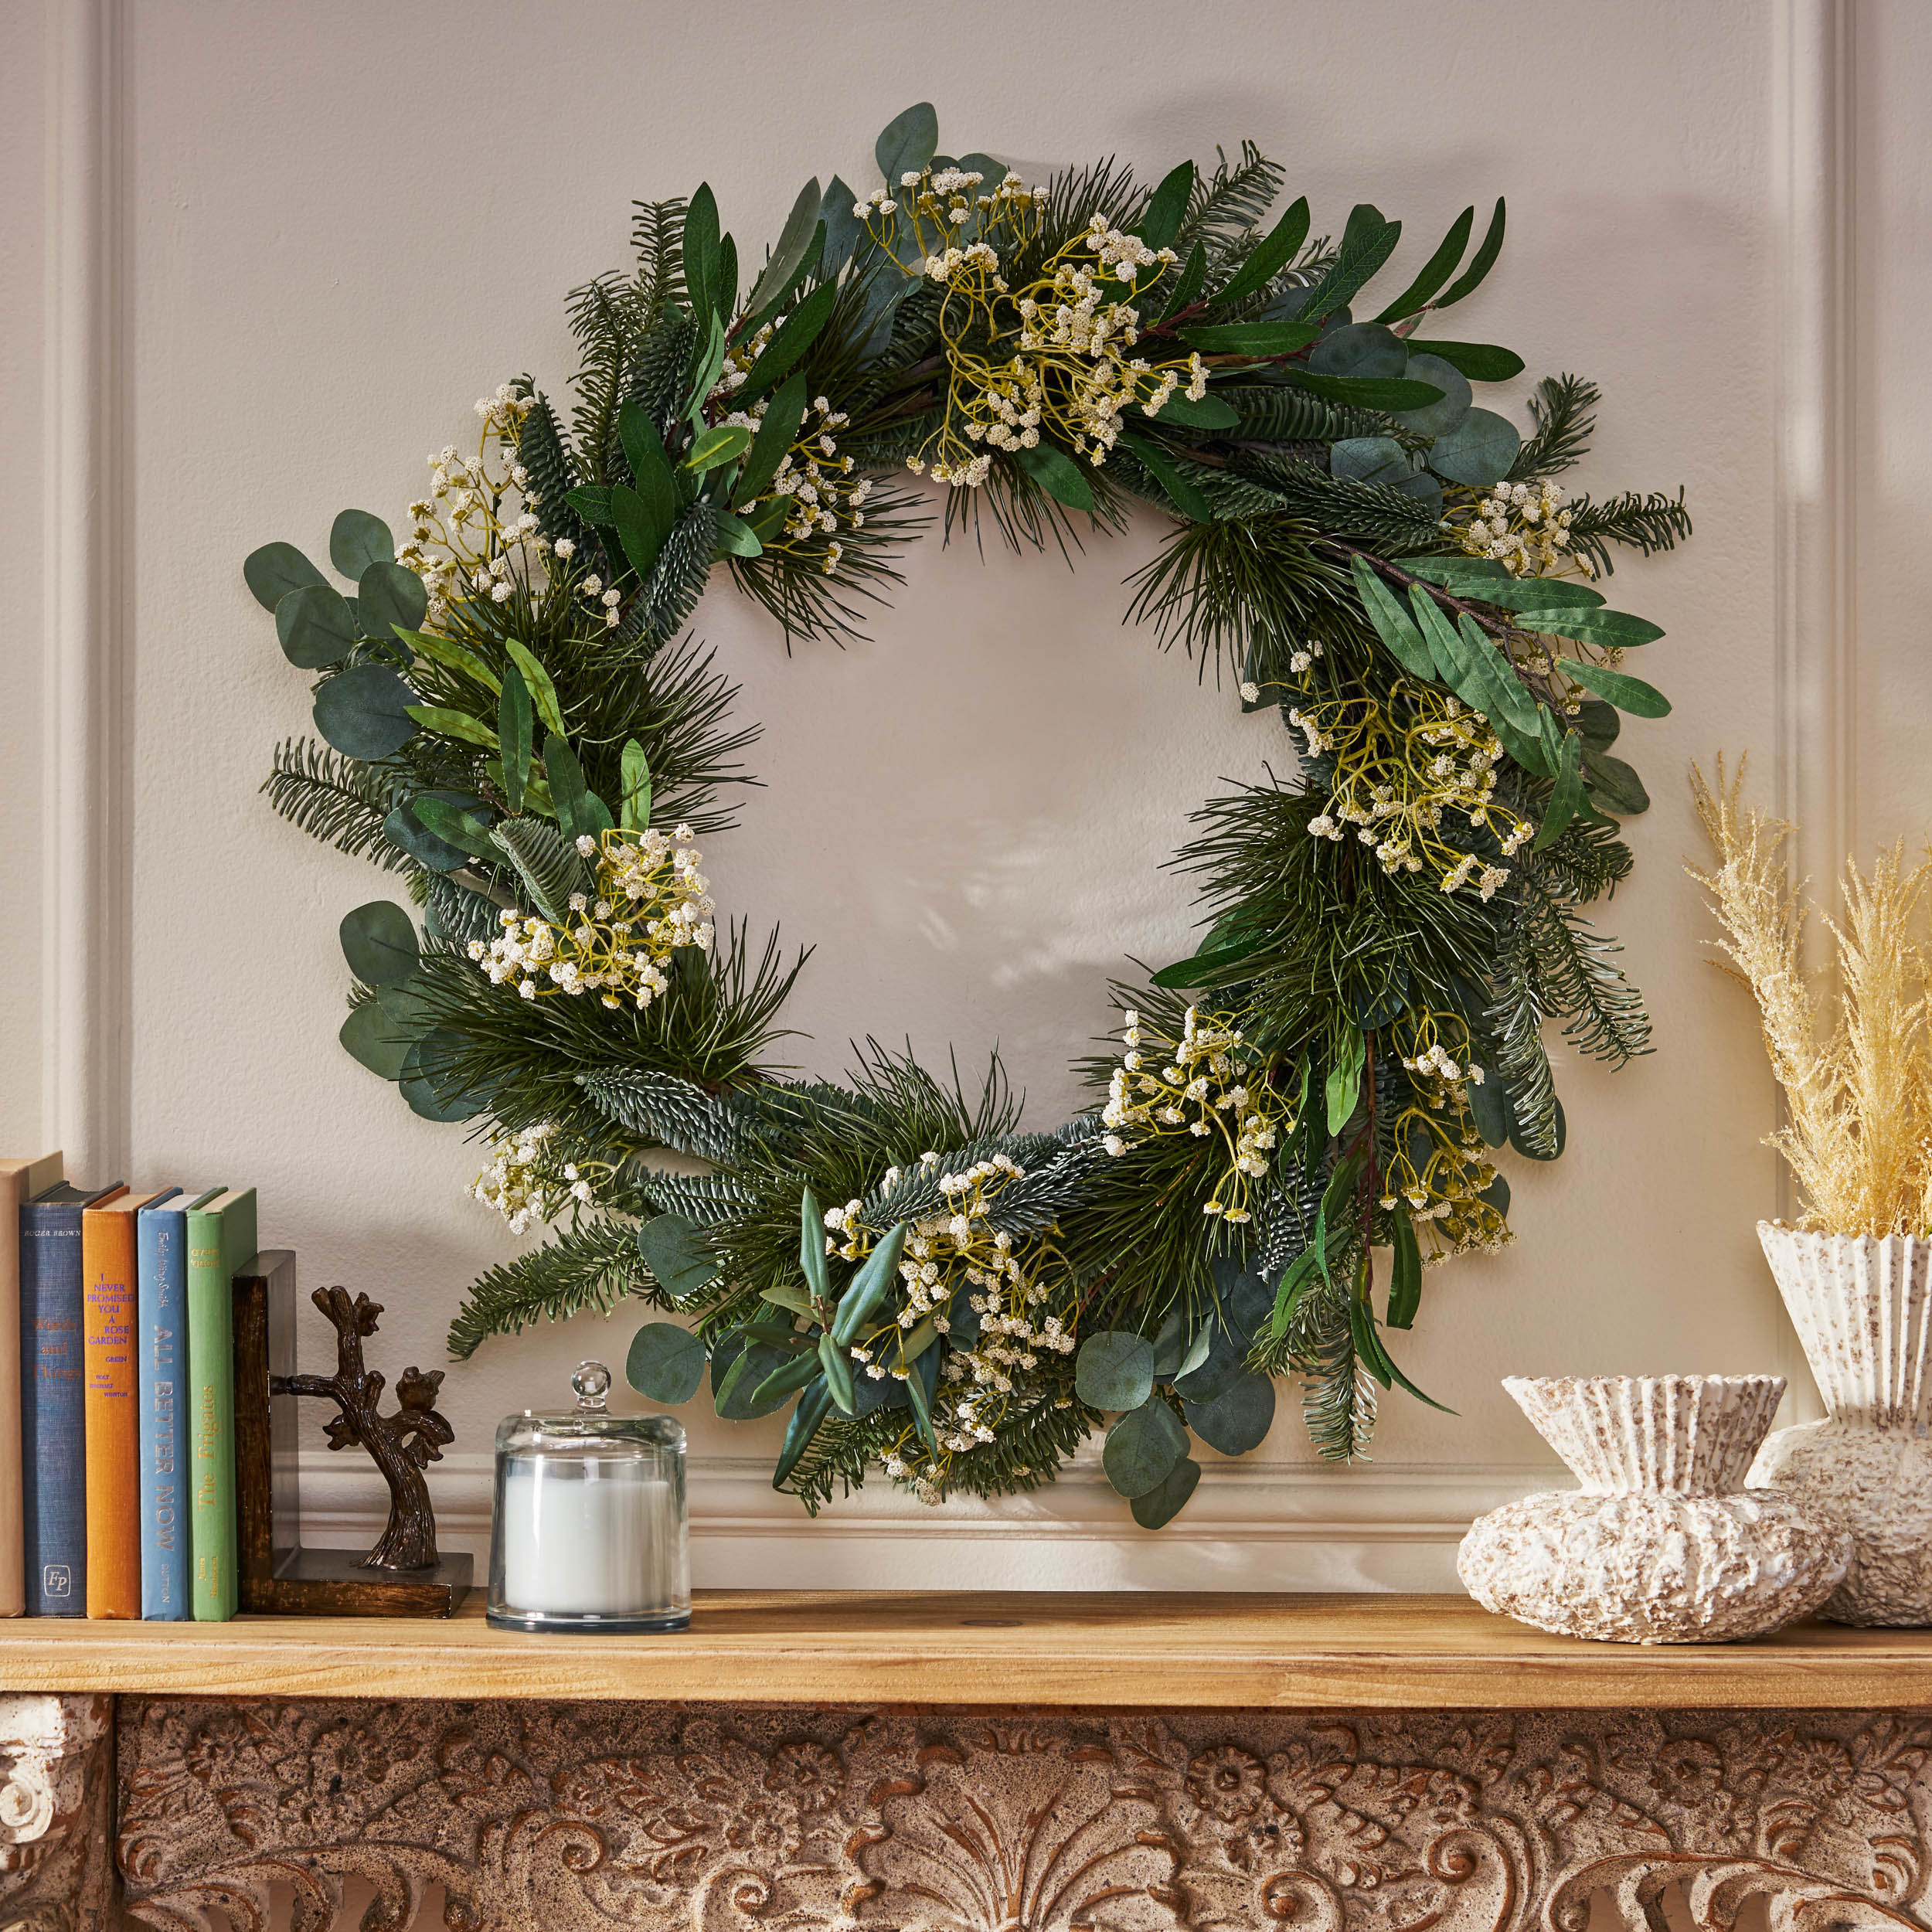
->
(502, 640, 566, 736)
(771, 1379, 834, 1488)
(1557, 658, 1671, 717)
(620, 738, 651, 829)
(747, 177, 823, 315)
(1535, 729, 1587, 849)
(1371, 206, 1474, 322)
(1388, 1207, 1423, 1328)
(831, 1223, 909, 1345)
(498, 665, 532, 814)
(1135, 160, 1196, 253)
(1349, 556, 1437, 679)
(1215, 196, 1311, 305)
(1301, 204, 1402, 321)
(399, 628, 500, 693)
(734, 372, 809, 506)
(799, 1186, 830, 1303)
(1434, 199, 1506, 308)
(1121, 434, 1210, 522)
(739, 281, 838, 402)
(818, 1329, 856, 1413)
(404, 705, 498, 750)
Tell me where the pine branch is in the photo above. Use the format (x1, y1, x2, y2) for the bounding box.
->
(1508, 374, 1599, 481)
(1179, 142, 1287, 268)
(1519, 855, 1654, 1066)
(446, 1218, 657, 1359)
(1484, 920, 1560, 1155)
(1290, 1273, 1376, 1461)
(261, 738, 410, 869)
(1565, 488, 1692, 577)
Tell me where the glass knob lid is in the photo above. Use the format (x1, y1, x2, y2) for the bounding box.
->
(572, 1359, 612, 1412)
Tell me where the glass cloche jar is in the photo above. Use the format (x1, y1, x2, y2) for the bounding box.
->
(487, 1360, 689, 1632)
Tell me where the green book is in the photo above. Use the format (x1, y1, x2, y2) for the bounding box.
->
(185, 1187, 255, 1621)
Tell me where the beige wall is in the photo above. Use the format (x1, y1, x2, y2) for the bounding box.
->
(10, 0, 1917, 1587)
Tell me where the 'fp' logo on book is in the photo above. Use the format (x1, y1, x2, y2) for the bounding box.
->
(43, 1565, 71, 1597)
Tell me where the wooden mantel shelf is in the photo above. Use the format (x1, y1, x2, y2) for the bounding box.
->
(1, 1590, 1928, 1708)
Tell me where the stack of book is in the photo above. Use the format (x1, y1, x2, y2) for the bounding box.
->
(2, 1155, 260, 1620)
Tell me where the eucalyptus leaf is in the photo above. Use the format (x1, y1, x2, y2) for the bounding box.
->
(314, 664, 417, 759)
(1427, 408, 1522, 488)
(627, 1321, 707, 1404)
(716, 1341, 798, 1420)
(356, 560, 428, 644)
(1391, 353, 1471, 438)
(338, 901, 419, 986)
(1102, 1396, 1189, 1498)
(1308, 321, 1407, 379)
(1130, 1456, 1200, 1529)
(383, 794, 471, 872)
(338, 999, 411, 1080)
(330, 509, 394, 580)
(275, 583, 358, 668)
(634, 1213, 719, 1300)
(1289, 369, 1444, 411)
(243, 541, 325, 612)
(1076, 1331, 1155, 1412)
(1584, 750, 1652, 815)
(399, 1035, 486, 1121)
(1185, 1372, 1275, 1456)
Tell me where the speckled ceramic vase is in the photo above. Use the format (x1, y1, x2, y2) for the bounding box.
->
(1750, 1222, 1932, 1625)
(1458, 1375, 1851, 1644)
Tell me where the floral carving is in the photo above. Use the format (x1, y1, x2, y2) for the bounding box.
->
(94, 1697, 1932, 1932)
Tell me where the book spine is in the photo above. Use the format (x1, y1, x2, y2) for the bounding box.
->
(82, 1209, 141, 1617)
(19, 1206, 86, 1616)
(186, 1216, 236, 1621)
(0, 1171, 28, 1617)
(137, 1213, 189, 1619)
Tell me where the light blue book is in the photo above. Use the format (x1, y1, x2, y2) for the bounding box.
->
(136, 1187, 214, 1619)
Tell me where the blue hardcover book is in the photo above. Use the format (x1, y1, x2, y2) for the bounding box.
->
(20, 1181, 124, 1616)
(136, 1188, 206, 1620)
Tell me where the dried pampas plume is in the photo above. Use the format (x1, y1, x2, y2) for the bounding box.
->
(1688, 754, 1932, 1234)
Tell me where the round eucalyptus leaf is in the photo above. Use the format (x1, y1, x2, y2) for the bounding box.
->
(315, 663, 418, 760)
(1427, 406, 1522, 487)
(1481, 1172, 1512, 1219)
(1131, 1455, 1200, 1529)
(384, 793, 473, 872)
(1392, 353, 1472, 438)
(626, 1321, 708, 1404)
(1329, 436, 1409, 486)
(399, 1038, 486, 1121)
(243, 540, 325, 613)
(852, 1362, 906, 1415)
(1076, 1330, 1155, 1412)
(274, 583, 357, 668)
(1211, 1258, 1276, 1344)
(338, 999, 410, 1080)
(1102, 1396, 1189, 1498)
(376, 972, 435, 1033)
(1149, 1305, 1189, 1379)
(714, 1341, 796, 1420)
(330, 508, 396, 581)
(1308, 321, 1406, 379)
(356, 560, 429, 643)
(1185, 1372, 1277, 1457)
(1393, 471, 1445, 520)
(637, 1213, 720, 1298)
(338, 900, 420, 986)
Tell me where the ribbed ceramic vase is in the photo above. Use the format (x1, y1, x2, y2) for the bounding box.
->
(1458, 1375, 1850, 1644)
(1750, 1222, 1932, 1625)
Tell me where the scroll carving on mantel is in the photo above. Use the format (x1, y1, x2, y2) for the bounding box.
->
(0, 1695, 114, 1932)
(111, 1696, 1932, 1932)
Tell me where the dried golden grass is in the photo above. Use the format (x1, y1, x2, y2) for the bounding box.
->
(1689, 755, 1932, 1234)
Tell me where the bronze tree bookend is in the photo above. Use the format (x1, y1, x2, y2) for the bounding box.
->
(233, 1252, 472, 1617)
(274, 1285, 454, 1570)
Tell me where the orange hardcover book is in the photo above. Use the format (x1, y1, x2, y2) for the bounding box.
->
(83, 1190, 169, 1617)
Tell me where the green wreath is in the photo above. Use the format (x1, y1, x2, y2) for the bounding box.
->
(250, 104, 1689, 1525)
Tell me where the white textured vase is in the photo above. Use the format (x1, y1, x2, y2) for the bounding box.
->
(1458, 1375, 1851, 1644)
(1750, 1221, 1932, 1625)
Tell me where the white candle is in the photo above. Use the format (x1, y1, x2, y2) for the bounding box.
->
(500, 1459, 685, 1617)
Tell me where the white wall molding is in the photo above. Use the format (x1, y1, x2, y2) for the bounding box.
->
(292, 1450, 1552, 1593)
(40, 0, 128, 1181)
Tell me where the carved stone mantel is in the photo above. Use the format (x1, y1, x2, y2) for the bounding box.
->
(97, 1699, 1932, 1931)
(6, 1596, 1932, 1930)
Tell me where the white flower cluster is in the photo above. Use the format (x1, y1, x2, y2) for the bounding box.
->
(831, 1151, 1079, 1506)
(467, 825, 713, 1009)
(1294, 685, 1530, 900)
(1100, 1006, 1283, 1223)
(396, 386, 546, 625)
(471, 1121, 595, 1233)
(715, 364, 871, 573)
(1376, 1012, 1509, 1253)
(1456, 478, 1580, 580)
(869, 172, 1207, 488)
